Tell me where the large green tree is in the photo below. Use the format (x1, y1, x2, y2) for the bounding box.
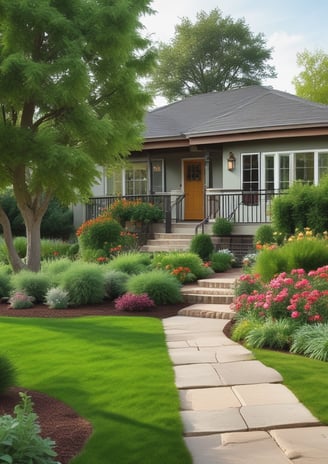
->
(293, 49, 328, 104)
(0, 0, 155, 272)
(150, 8, 276, 102)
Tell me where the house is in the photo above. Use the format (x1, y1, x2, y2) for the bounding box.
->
(79, 85, 328, 236)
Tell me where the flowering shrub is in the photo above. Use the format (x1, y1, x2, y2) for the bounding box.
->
(9, 291, 34, 309)
(114, 293, 155, 312)
(166, 265, 195, 283)
(233, 266, 328, 323)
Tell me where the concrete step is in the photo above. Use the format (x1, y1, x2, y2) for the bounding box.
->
(181, 289, 234, 305)
(141, 244, 190, 252)
(147, 238, 192, 246)
(198, 278, 236, 289)
(178, 303, 235, 320)
(154, 233, 194, 239)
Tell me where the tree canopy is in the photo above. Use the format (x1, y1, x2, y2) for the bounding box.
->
(293, 49, 328, 105)
(149, 8, 276, 102)
(0, 0, 155, 271)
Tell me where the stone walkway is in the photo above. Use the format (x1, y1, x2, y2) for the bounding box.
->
(163, 314, 328, 463)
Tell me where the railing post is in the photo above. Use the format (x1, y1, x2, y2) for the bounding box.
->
(165, 210, 172, 233)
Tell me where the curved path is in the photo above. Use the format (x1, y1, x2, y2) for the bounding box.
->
(163, 313, 328, 463)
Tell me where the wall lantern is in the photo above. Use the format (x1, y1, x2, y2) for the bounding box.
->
(227, 152, 236, 171)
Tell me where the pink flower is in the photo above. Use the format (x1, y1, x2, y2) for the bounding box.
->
(291, 310, 301, 319)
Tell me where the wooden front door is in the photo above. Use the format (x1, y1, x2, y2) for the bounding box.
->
(183, 159, 205, 220)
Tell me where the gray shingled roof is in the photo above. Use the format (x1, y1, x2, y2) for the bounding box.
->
(145, 86, 328, 140)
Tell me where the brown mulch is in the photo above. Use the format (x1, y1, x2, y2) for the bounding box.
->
(0, 300, 186, 464)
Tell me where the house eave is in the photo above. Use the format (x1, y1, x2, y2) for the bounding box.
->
(142, 126, 328, 150)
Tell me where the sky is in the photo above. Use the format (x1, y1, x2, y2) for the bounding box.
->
(141, 0, 328, 106)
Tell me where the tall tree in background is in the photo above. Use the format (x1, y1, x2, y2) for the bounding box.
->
(150, 8, 276, 102)
(293, 49, 328, 104)
(0, 0, 155, 272)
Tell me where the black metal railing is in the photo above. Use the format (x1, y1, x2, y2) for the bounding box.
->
(205, 189, 282, 224)
(86, 193, 185, 228)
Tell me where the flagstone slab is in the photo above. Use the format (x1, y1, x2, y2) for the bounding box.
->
(213, 360, 283, 385)
(270, 427, 328, 463)
(163, 316, 227, 332)
(213, 344, 254, 363)
(184, 431, 291, 464)
(181, 409, 247, 436)
(189, 336, 236, 347)
(180, 387, 241, 410)
(174, 364, 223, 388)
(166, 340, 190, 349)
(241, 403, 320, 429)
(233, 383, 300, 406)
(169, 348, 217, 365)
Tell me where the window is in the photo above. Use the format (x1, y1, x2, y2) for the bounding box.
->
(295, 152, 314, 184)
(279, 155, 290, 190)
(319, 152, 328, 180)
(126, 162, 148, 195)
(242, 154, 259, 205)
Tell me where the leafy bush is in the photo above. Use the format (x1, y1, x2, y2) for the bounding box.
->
(285, 236, 328, 272)
(253, 224, 275, 246)
(291, 323, 328, 361)
(189, 234, 214, 261)
(0, 270, 12, 299)
(231, 319, 261, 342)
(168, 266, 196, 284)
(234, 273, 263, 298)
(253, 246, 288, 282)
(106, 252, 151, 275)
(127, 270, 183, 304)
(9, 291, 34, 309)
(77, 216, 122, 260)
(151, 252, 213, 279)
(103, 270, 130, 300)
(13, 236, 27, 258)
(210, 250, 232, 272)
(41, 239, 71, 260)
(0, 355, 16, 395)
(42, 257, 75, 286)
(130, 202, 164, 224)
(245, 319, 296, 350)
(60, 263, 105, 305)
(114, 293, 155, 311)
(45, 287, 69, 309)
(212, 217, 233, 236)
(0, 392, 58, 464)
(11, 271, 50, 303)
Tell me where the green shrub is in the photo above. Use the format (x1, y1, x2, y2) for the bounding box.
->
(212, 217, 233, 236)
(11, 271, 50, 303)
(285, 238, 328, 272)
(13, 236, 27, 258)
(291, 324, 328, 361)
(254, 247, 288, 282)
(45, 287, 70, 309)
(253, 224, 275, 246)
(0, 392, 58, 463)
(42, 258, 75, 286)
(231, 319, 261, 342)
(67, 242, 79, 259)
(151, 252, 213, 279)
(127, 270, 182, 304)
(60, 263, 105, 305)
(0, 355, 16, 395)
(189, 234, 214, 261)
(106, 252, 151, 275)
(210, 250, 232, 272)
(0, 270, 12, 299)
(103, 270, 130, 300)
(41, 239, 71, 260)
(78, 217, 122, 260)
(245, 319, 296, 350)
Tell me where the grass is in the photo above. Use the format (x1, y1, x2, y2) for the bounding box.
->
(254, 348, 328, 424)
(0, 316, 192, 464)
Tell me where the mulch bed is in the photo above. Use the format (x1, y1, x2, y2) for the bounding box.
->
(0, 300, 187, 464)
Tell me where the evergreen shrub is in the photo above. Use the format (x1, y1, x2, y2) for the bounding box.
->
(60, 263, 105, 305)
(151, 252, 213, 279)
(106, 252, 151, 275)
(212, 217, 233, 236)
(103, 270, 130, 300)
(0, 355, 16, 394)
(11, 271, 50, 303)
(127, 270, 182, 304)
(189, 234, 214, 261)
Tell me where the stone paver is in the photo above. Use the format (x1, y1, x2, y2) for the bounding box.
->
(184, 431, 292, 464)
(174, 364, 223, 388)
(270, 427, 328, 463)
(169, 348, 217, 365)
(233, 383, 300, 406)
(213, 360, 283, 385)
(181, 409, 247, 436)
(180, 387, 241, 410)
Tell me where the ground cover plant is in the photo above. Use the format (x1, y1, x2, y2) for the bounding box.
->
(0, 316, 192, 464)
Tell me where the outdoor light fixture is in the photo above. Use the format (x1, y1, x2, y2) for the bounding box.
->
(227, 152, 236, 171)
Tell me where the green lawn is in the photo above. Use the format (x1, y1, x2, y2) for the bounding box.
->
(0, 316, 192, 464)
(254, 348, 328, 424)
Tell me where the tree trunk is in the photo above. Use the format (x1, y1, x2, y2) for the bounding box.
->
(0, 206, 26, 272)
(25, 215, 43, 272)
